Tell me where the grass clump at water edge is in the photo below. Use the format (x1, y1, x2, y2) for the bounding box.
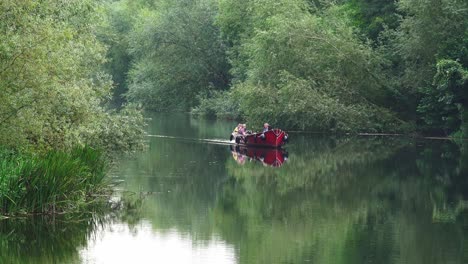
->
(0, 146, 109, 216)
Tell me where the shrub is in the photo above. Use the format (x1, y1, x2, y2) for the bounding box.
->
(0, 146, 109, 216)
(191, 90, 242, 119)
(233, 73, 408, 133)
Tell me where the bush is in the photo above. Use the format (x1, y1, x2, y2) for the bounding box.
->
(233, 73, 408, 133)
(418, 59, 468, 136)
(0, 1, 147, 153)
(0, 146, 109, 216)
(191, 90, 242, 119)
(73, 104, 147, 153)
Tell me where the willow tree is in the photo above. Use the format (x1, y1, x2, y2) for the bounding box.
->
(0, 0, 145, 151)
(216, 0, 406, 132)
(125, 0, 230, 111)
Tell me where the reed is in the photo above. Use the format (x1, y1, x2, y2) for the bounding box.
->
(0, 146, 109, 216)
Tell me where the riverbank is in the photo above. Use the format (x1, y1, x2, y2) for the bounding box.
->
(0, 146, 111, 217)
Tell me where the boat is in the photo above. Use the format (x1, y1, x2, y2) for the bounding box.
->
(230, 145, 288, 167)
(230, 129, 289, 148)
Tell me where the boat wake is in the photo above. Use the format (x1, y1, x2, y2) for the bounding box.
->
(147, 134, 234, 146)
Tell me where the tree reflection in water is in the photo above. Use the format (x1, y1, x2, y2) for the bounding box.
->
(7, 134, 467, 264)
(216, 137, 468, 264)
(0, 194, 144, 264)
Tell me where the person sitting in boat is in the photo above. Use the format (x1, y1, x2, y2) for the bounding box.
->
(230, 123, 242, 141)
(260, 122, 270, 139)
(233, 123, 241, 134)
(238, 124, 247, 135)
(262, 123, 270, 133)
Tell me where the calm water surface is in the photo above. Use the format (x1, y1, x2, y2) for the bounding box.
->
(2, 113, 468, 264)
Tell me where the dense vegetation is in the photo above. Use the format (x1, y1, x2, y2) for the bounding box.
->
(0, 0, 146, 215)
(0, 146, 107, 216)
(0, 0, 146, 152)
(0, 0, 466, 214)
(104, 0, 468, 136)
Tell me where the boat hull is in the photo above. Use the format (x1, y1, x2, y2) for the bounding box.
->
(231, 129, 288, 148)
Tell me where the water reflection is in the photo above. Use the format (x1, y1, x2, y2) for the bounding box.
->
(219, 137, 468, 264)
(0, 215, 97, 264)
(80, 221, 236, 264)
(113, 115, 468, 263)
(3, 114, 468, 263)
(229, 145, 288, 167)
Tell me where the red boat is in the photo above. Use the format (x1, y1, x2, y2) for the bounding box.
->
(230, 145, 288, 167)
(230, 129, 289, 148)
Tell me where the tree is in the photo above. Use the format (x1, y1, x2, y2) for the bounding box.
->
(98, 0, 136, 105)
(418, 60, 468, 136)
(125, 0, 230, 111)
(345, 0, 400, 42)
(395, 0, 468, 95)
(216, 0, 406, 132)
(0, 0, 145, 151)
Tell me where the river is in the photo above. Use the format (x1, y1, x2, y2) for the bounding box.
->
(1, 113, 468, 264)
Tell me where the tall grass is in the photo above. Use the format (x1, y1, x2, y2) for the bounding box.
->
(0, 146, 108, 216)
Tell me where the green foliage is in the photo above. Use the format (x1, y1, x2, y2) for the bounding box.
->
(218, 1, 378, 91)
(101, 0, 467, 135)
(192, 90, 241, 119)
(345, 0, 400, 42)
(98, 0, 136, 105)
(0, 146, 108, 216)
(0, 0, 146, 151)
(418, 59, 468, 135)
(433, 60, 468, 105)
(74, 104, 147, 153)
(393, 0, 468, 92)
(71, 0, 468, 136)
(216, 0, 255, 82)
(214, 1, 408, 132)
(125, 0, 230, 111)
(233, 73, 407, 132)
